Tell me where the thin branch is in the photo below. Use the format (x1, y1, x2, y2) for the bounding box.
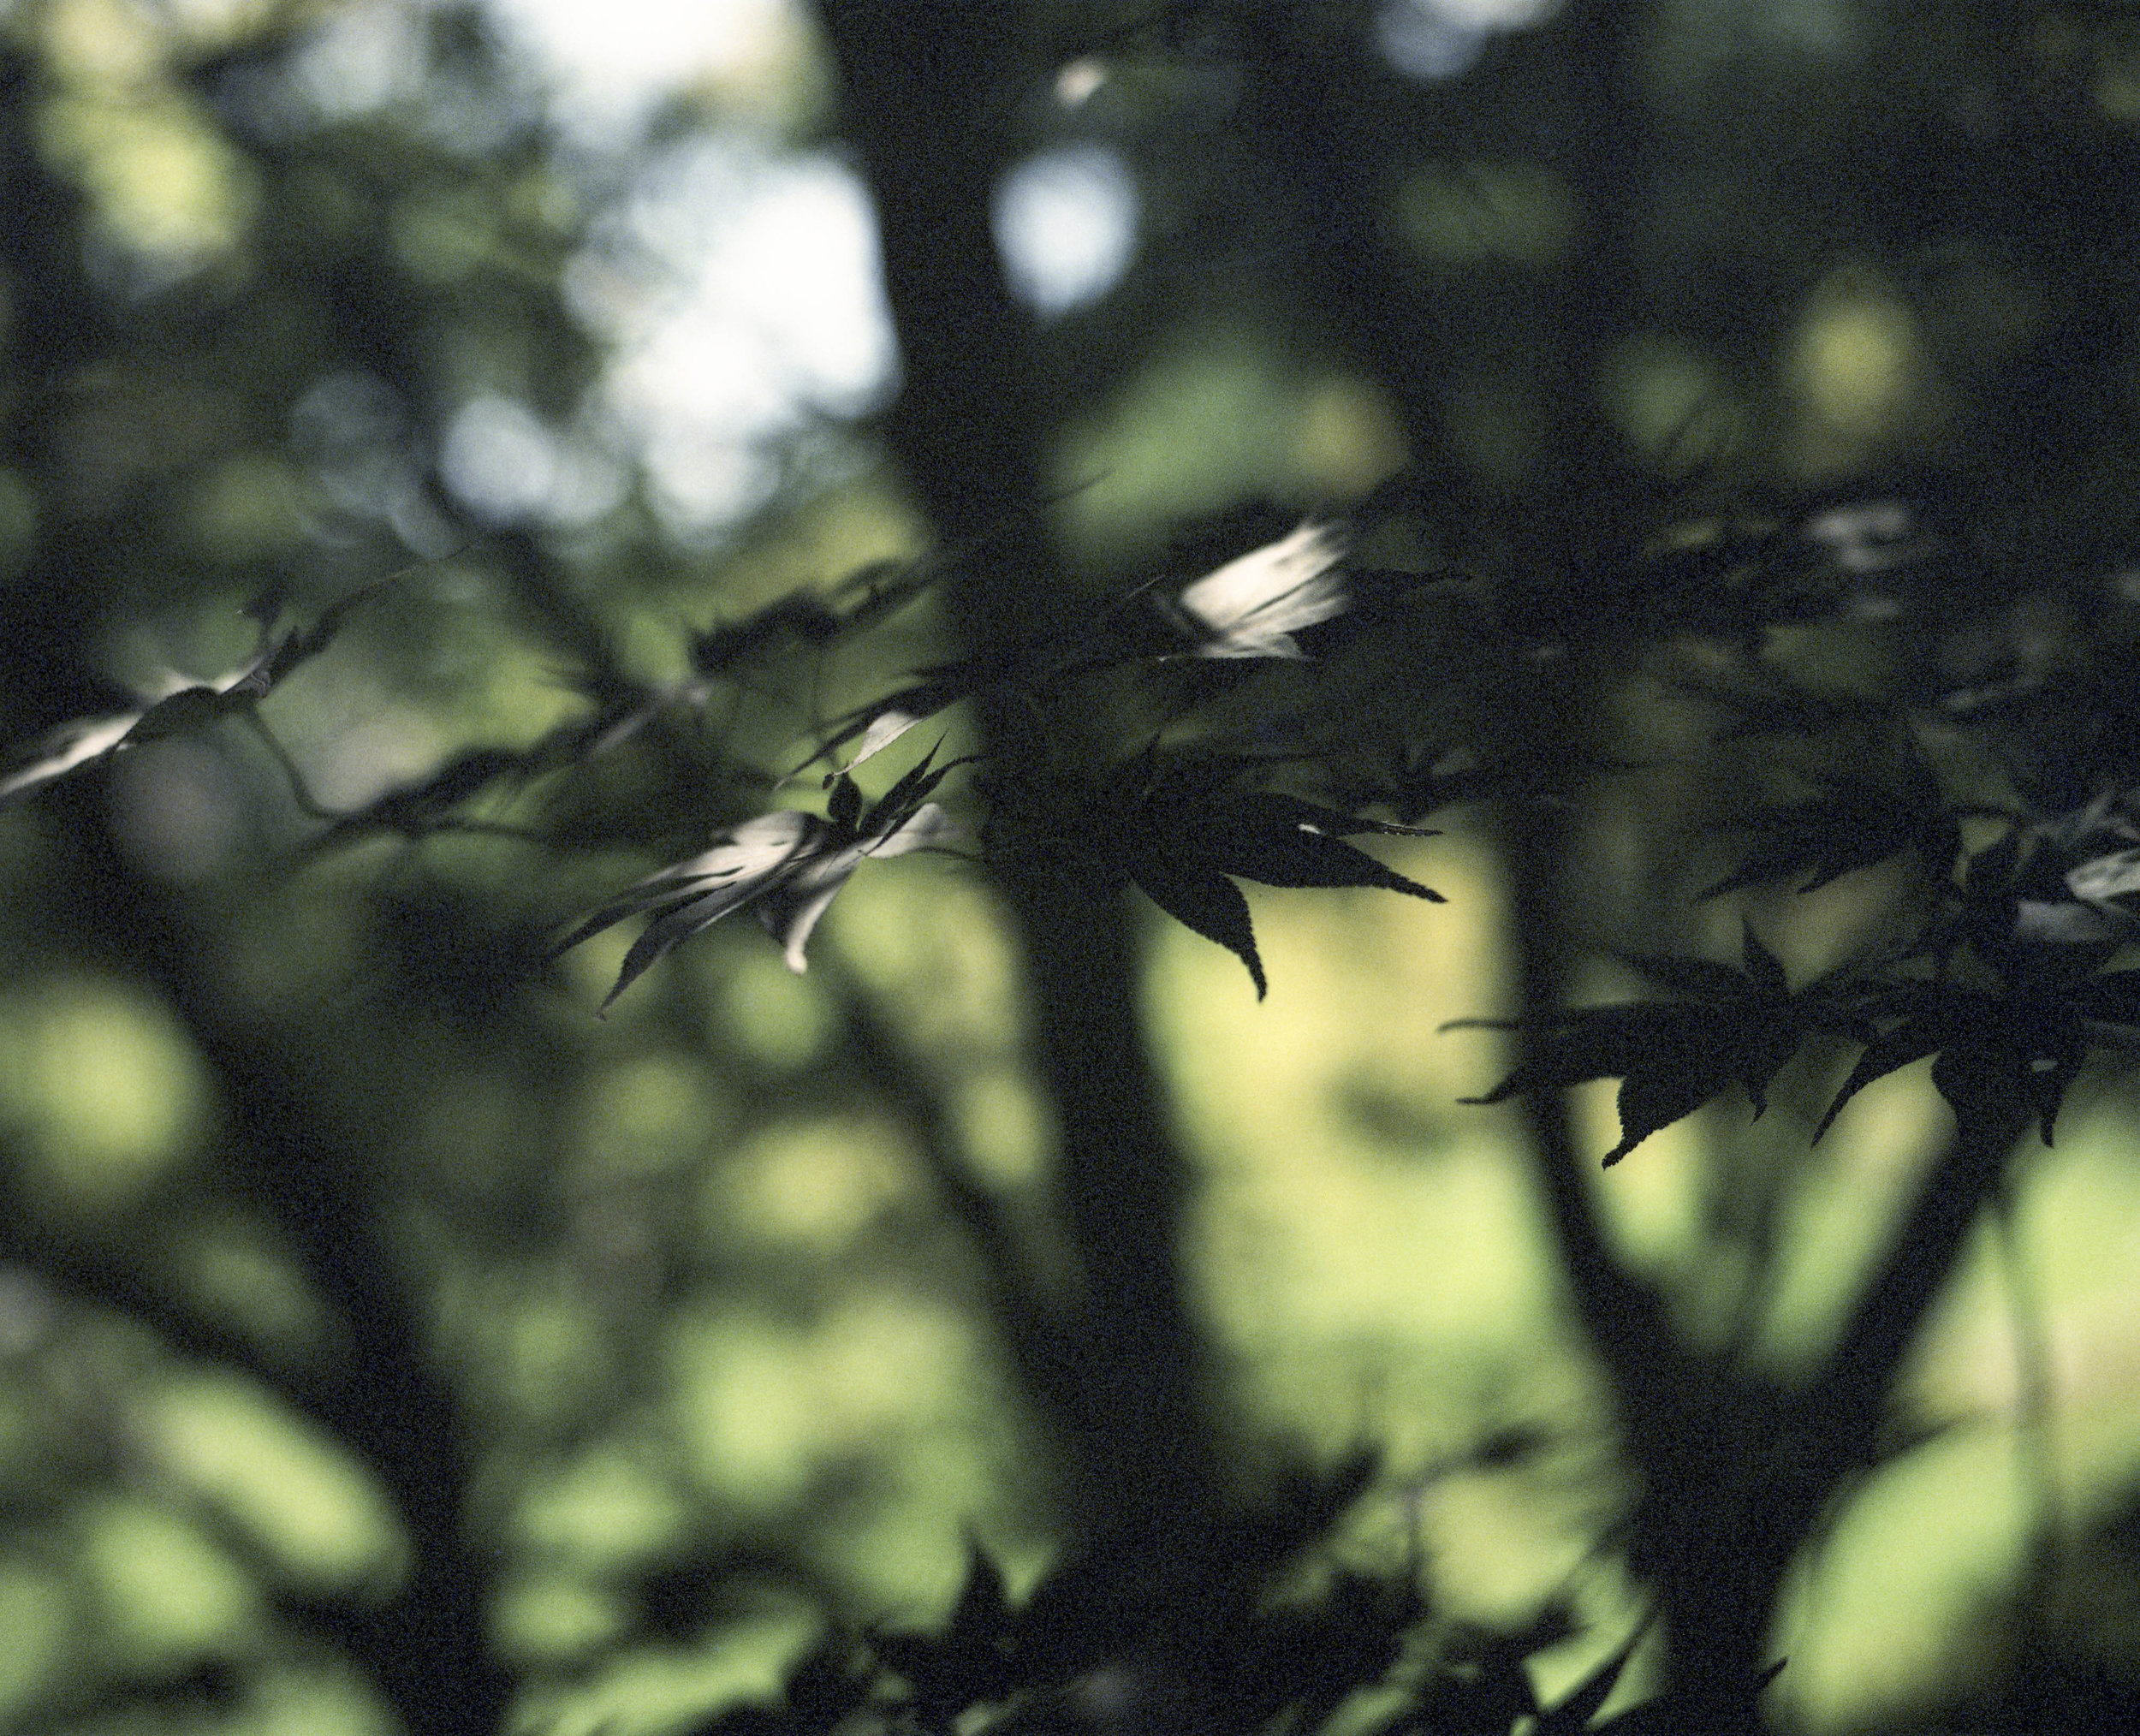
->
(834, 985, 1079, 1425)
(1817, 1109, 2030, 1454)
(241, 708, 336, 819)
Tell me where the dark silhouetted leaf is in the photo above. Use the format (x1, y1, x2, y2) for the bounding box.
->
(1459, 990, 1811, 1166)
(1619, 953, 1754, 1000)
(1604, 1050, 1739, 1165)
(1675, 672, 1888, 740)
(1110, 759, 1441, 996)
(1742, 919, 1790, 998)
(781, 1634, 873, 1732)
(1701, 764, 1959, 898)
(1930, 1036, 2042, 1143)
(1810, 1020, 1946, 1143)
(253, 574, 396, 681)
(1535, 1627, 1644, 1732)
(826, 771, 864, 831)
(865, 1538, 1023, 1731)
(1339, 740, 1508, 825)
(2074, 969, 2140, 1026)
(681, 1703, 790, 1736)
(0, 580, 394, 807)
(1457, 1003, 1710, 1103)
(1812, 974, 2095, 1148)
(123, 682, 251, 744)
(688, 593, 845, 675)
(945, 1536, 1013, 1650)
(305, 746, 531, 847)
(1131, 854, 1267, 996)
(1410, 1613, 1572, 1733)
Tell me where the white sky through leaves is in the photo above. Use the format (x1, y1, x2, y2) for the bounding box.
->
(468, 0, 1137, 531)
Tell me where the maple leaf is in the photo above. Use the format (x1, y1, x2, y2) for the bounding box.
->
(1164, 520, 1349, 659)
(1457, 924, 1810, 1164)
(1700, 761, 1959, 898)
(555, 755, 959, 1010)
(1111, 756, 1439, 996)
(0, 580, 394, 809)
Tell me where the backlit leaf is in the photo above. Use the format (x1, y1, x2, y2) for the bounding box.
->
(1168, 520, 1349, 659)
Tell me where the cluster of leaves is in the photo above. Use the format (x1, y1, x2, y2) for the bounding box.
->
(681, 1457, 1667, 1736)
(509, 499, 1904, 1009)
(0, 579, 399, 810)
(3, 514, 1461, 1006)
(550, 515, 1459, 1005)
(554, 755, 961, 1014)
(26, 482, 2137, 1112)
(1456, 923, 1813, 1167)
(992, 748, 1444, 999)
(24, 469, 2058, 1055)
(15, 425, 2111, 1731)
(1463, 681, 2140, 1164)
(17, 481, 2140, 1154)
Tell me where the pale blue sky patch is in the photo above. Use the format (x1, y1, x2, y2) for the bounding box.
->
(1376, 0, 1564, 81)
(440, 396, 627, 528)
(484, 0, 799, 141)
(993, 146, 1141, 318)
(580, 140, 898, 532)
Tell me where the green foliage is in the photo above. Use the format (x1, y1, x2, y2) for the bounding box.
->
(9, 3, 2140, 1735)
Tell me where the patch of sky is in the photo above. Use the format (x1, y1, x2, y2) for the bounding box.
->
(569, 135, 897, 532)
(290, 3, 430, 121)
(451, 3, 1140, 532)
(484, 0, 796, 145)
(1375, 0, 1564, 82)
(246, 0, 899, 542)
(439, 395, 626, 527)
(992, 145, 1140, 318)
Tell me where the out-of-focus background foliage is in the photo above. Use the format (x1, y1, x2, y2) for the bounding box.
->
(4, 1, 2140, 1732)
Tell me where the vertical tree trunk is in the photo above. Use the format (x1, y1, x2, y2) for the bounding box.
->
(20, 789, 514, 1736)
(811, 0, 1223, 1531)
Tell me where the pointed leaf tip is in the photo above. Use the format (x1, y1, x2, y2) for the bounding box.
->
(1129, 859, 1268, 996)
(1742, 918, 1789, 996)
